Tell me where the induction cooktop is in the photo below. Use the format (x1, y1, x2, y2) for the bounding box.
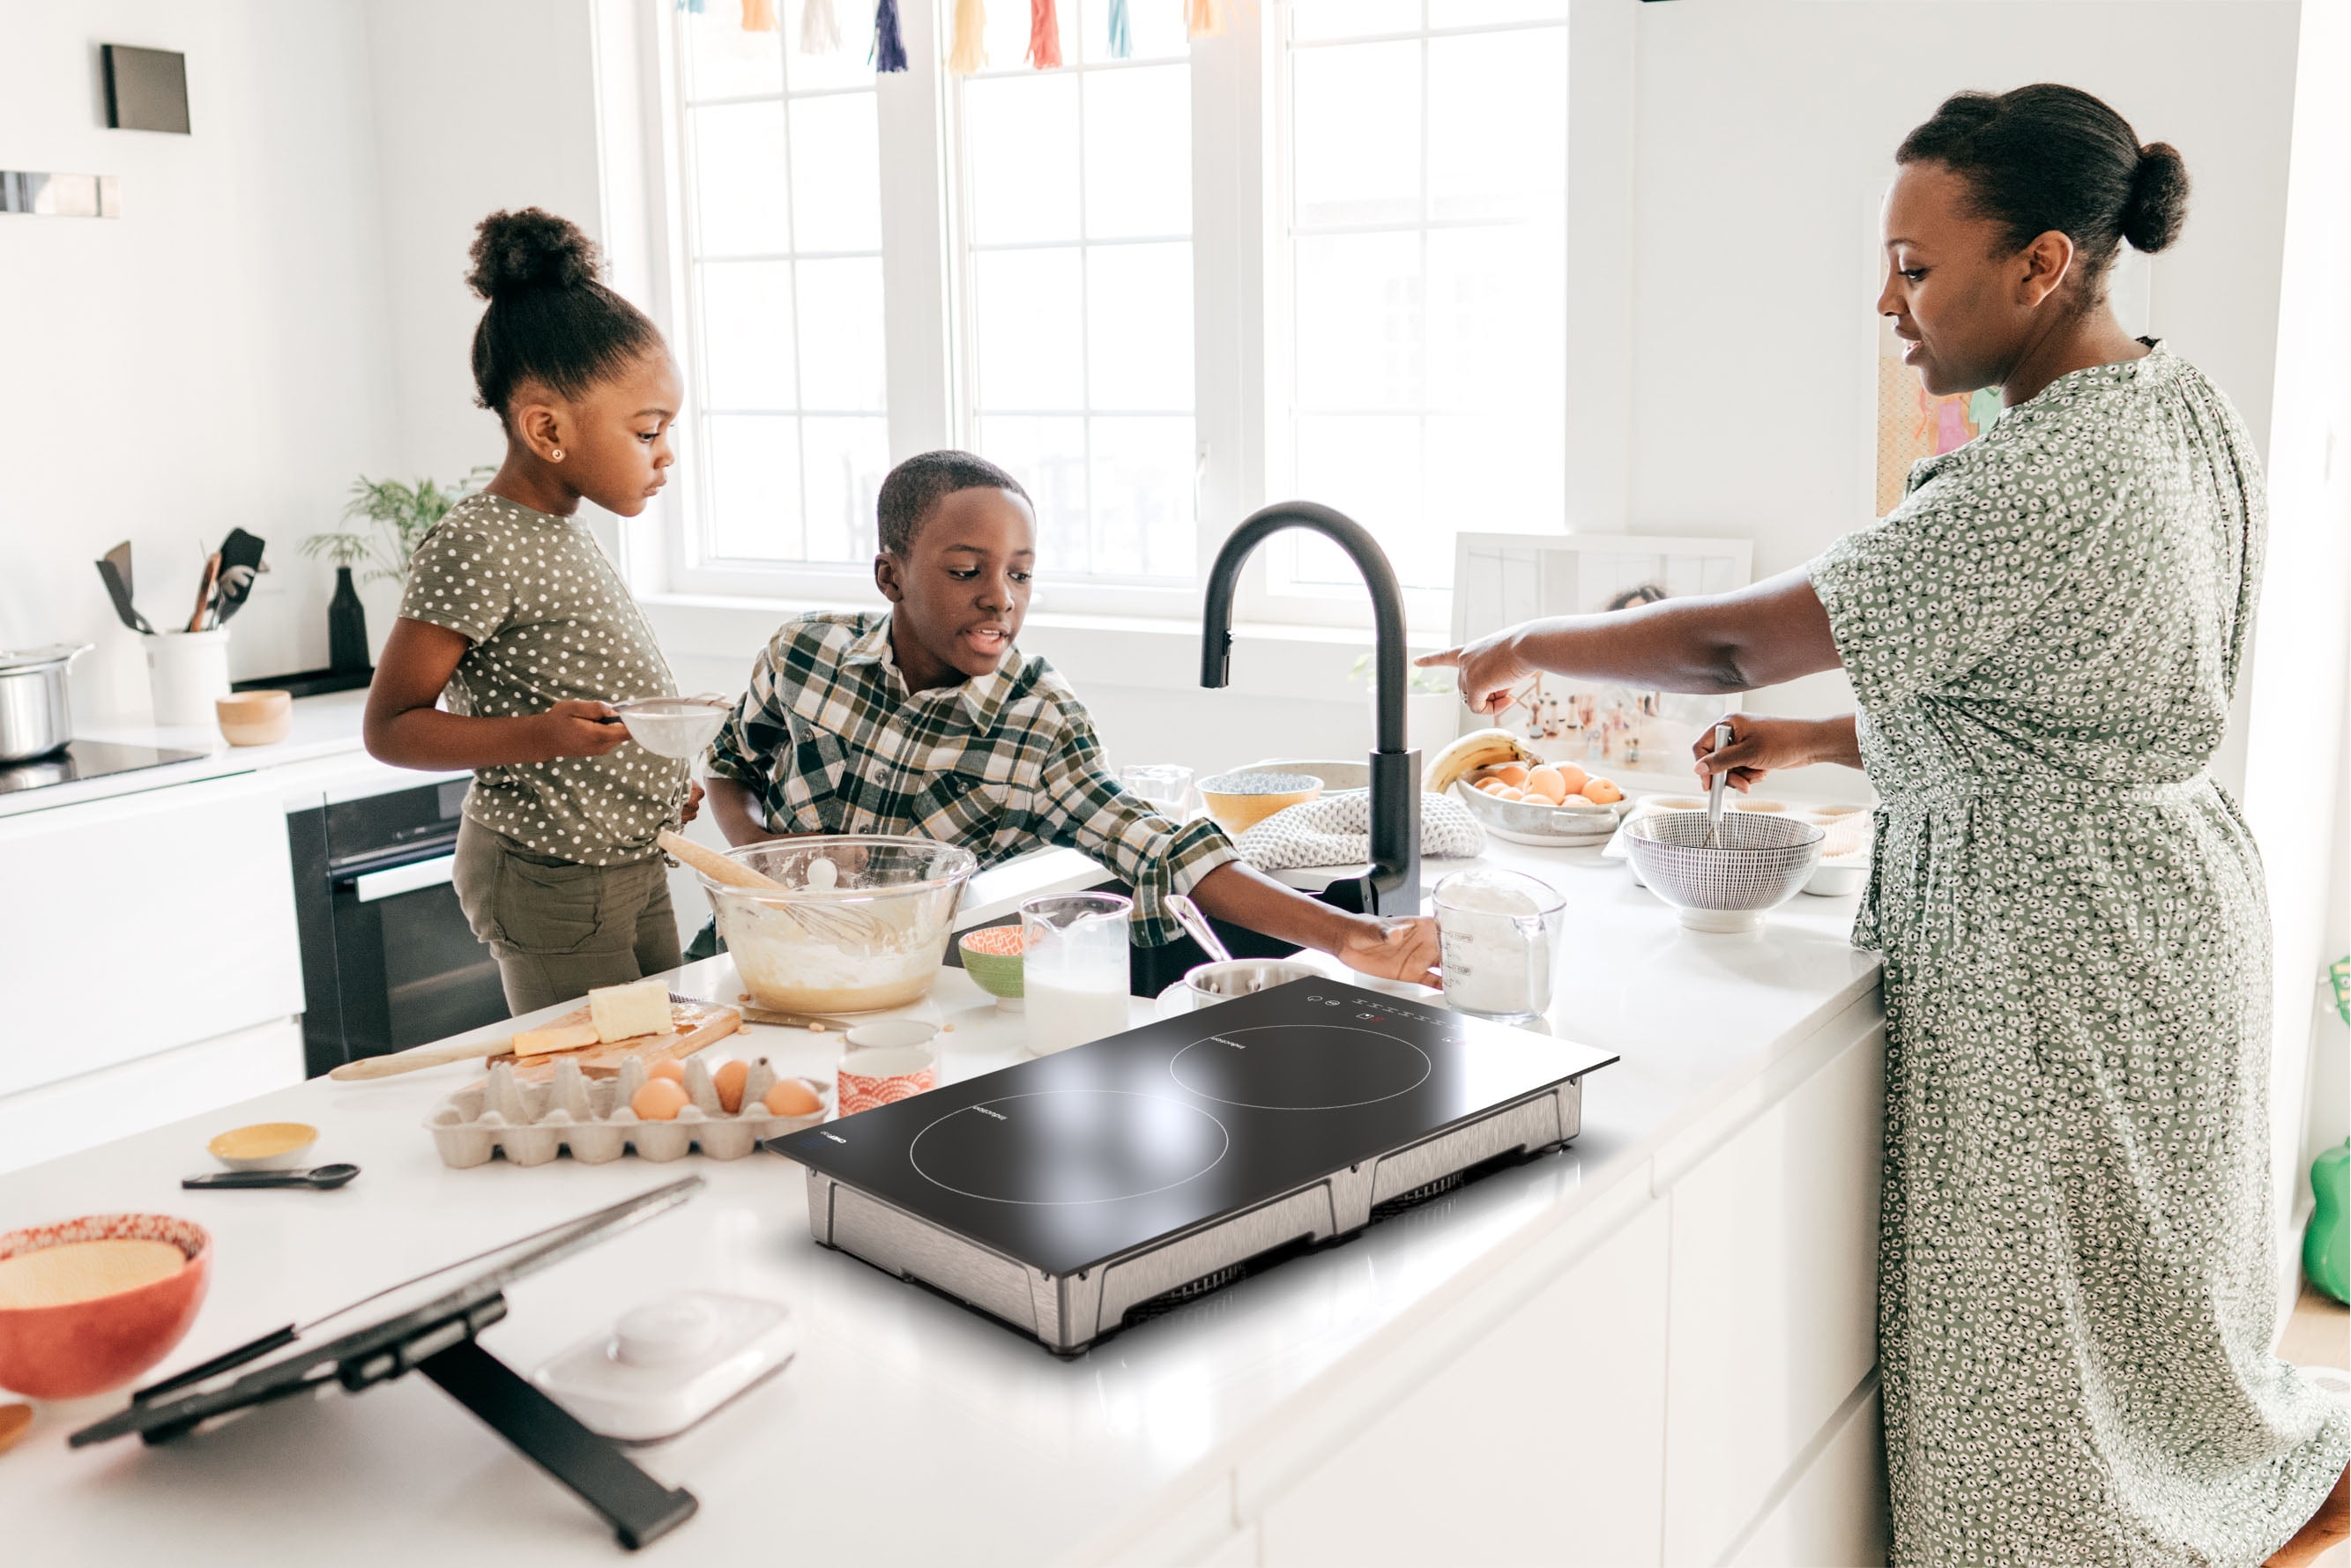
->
(769, 978, 1618, 1353)
(0, 739, 206, 798)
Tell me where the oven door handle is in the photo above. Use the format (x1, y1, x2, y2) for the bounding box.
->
(351, 852, 458, 904)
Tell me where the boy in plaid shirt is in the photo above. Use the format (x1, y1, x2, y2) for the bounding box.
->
(703, 450, 1439, 984)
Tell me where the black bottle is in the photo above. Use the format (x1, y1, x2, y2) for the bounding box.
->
(327, 565, 369, 673)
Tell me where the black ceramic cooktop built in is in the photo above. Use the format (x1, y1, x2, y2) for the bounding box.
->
(771, 978, 1618, 1279)
(0, 739, 206, 797)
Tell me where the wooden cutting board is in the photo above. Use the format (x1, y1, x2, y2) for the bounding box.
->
(493, 1000, 741, 1084)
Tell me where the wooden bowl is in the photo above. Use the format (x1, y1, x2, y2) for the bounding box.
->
(1198, 770, 1322, 835)
(215, 689, 291, 747)
(0, 1214, 211, 1400)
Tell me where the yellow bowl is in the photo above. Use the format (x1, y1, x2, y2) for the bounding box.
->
(1198, 771, 1322, 835)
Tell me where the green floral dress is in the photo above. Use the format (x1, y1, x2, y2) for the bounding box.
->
(1810, 344, 2350, 1564)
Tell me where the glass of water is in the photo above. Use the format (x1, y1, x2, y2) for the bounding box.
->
(1120, 763, 1194, 815)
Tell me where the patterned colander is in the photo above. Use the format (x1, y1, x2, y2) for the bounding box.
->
(1624, 809, 1825, 931)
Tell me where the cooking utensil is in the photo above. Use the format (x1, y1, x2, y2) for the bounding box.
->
(186, 551, 221, 634)
(661, 829, 889, 947)
(1703, 722, 1732, 848)
(1432, 868, 1566, 1022)
(690, 835, 970, 965)
(326, 996, 740, 1081)
(611, 695, 730, 759)
(1179, 957, 1318, 1010)
(94, 544, 155, 634)
(182, 1163, 360, 1191)
(211, 528, 266, 624)
(1164, 893, 1231, 962)
(0, 643, 93, 764)
(738, 1005, 861, 1031)
(1622, 810, 1825, 933)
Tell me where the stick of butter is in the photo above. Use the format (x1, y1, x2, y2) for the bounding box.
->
(511, 1023, 601, 1059)
(588, 977, 675, 1044)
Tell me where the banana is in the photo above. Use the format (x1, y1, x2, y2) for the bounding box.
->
(1423, 727, 1539, 794)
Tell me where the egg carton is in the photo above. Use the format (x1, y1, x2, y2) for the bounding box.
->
(425, 1053, 829, 1168)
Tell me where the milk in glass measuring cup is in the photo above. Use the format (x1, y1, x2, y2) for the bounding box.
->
(1020, 892, 1134, 1054)
(1432, 870, 1567, 1022)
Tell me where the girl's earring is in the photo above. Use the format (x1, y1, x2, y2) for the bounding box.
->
(550, 449, 565, 461)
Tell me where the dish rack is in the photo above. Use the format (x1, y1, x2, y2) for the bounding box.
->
(426, 1054, 828, 1168)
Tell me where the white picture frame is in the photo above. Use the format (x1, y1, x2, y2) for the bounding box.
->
(1447, 531, 1755, 789)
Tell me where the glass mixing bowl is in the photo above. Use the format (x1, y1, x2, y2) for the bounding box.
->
(695, 836, 977, 1014)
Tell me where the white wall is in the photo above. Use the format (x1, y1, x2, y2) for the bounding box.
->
(0, 0, 399, 718)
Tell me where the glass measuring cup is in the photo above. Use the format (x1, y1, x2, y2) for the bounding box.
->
(1020, 892, 1134, 1055)
(1432, 869, 1567, 1023)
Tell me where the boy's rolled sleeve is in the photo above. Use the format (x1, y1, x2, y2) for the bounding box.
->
(1036, 725, 1238, 947)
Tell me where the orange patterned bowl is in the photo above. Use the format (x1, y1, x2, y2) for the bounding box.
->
(0, 1214, 212, 1400)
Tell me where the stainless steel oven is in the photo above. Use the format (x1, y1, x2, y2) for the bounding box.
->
(288, 778, 509, 1076)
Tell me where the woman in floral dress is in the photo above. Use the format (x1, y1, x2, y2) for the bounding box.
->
(1425, 85, 2350, 1564)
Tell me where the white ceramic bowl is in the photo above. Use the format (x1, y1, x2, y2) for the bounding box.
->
(1623, 811, 1824, 933)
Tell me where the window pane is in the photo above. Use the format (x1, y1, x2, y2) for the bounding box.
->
(976, 416, 1090, 571)
(1087, 242, 1193, 411)
(1427, 412, 1559, 536)
(1291, 41, 1422, 227)
(684, 8, 784, 100)
(795, 256, 887, 411)
(1427, 31, 1564, 223)
(699, 261, 796, 410)
(800, 416, 889, 561)
(1293, 413, 1440, 590)
(693, 101, 791, 256)
(1293, 232, 1421, 410)
(1089, 416, 1194, 578)
(1427, 0, 1568, 25)
(784, 0, 874, 92)
(1080, 0, 1188, 62)
(974, 248, 1085, 409)
(964, 76, 1083, 244)
(1083, 64, 1190, 239)
(971, 0, 1046, 74)
(708, 414, 802, 560)
(790, 93, 882, 252)
(1291, 0, 1420, 41)
(1425, 221, 1561, 413)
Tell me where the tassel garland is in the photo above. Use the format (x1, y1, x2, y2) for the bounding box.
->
(1186, 0, 1222, 39)
(874, 0, 907, 70)
(1026, 0, 1061, 68)
(1106, 0, 1130, 58)
(674, 0, 707, 13)
(800, 0, 842, 52)
(741, 0, 778, 31)
(948, 0, 987, 74)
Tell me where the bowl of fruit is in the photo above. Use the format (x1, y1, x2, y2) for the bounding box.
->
(1425, 727, 1631, 846)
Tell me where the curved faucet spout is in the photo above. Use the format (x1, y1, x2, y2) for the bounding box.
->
(1199, 502, 1420, 918)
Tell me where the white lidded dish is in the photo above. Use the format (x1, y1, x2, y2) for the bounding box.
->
(532, 1291, 796, 1444)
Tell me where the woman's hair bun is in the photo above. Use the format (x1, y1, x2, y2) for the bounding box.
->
(2122, 142, 2191, 254)
(466, 207, 602, 301)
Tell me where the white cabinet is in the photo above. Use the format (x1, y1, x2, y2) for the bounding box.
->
(0, 773, 302, 1097)
(1729, 1381, 1889, 1568)
(1255, 1200, 1674, 1567)
(1659, 1022, 1886, 1567)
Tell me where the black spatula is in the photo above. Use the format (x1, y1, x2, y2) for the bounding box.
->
(94, 541, 155, 635)
(212, 527, 267, 624)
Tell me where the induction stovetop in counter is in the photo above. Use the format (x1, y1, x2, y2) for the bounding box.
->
(770, 978, 1618, 1352)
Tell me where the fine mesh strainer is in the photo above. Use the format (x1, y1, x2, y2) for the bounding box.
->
(1624, 810, 1825, 932)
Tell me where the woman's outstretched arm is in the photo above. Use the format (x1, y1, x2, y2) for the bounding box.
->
(1416, 568, 1843, 711)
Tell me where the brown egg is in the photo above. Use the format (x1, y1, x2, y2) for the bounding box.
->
(1554, 762, 1588, 795)
(764, 1080, 821, 1117)
(1494, 762, 1529, 786)
(713, 1059, 750, 1114)
(630, 1080, 690, 1120)
(1496, 785, 1527, 801)
(646, 1059, 686, 1084)
(1477, 778, 1508, 795)
(1523, 766, 1567, 804)
(1581, 777, 1624, 805)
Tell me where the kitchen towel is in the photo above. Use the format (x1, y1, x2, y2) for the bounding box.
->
(1234, 791, 1484, 873)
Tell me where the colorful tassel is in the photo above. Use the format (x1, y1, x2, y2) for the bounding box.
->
(1186, 0, 1222, 39)
(874, 0, 907, 70)
(800, 0, 842, 51)
(949, 0, 987, 74)
(741, 0, 778, 30)
(675, 0, 706, 13)
(1107, 0, 1130, 57)
(1026, 0, 1061, 68)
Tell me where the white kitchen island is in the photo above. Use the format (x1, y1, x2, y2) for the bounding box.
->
(1, 841, 1889, 1568)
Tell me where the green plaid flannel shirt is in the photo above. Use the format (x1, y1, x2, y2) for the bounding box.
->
(707, 613, 1236, 947)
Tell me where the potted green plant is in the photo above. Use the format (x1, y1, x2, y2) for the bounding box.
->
(301, 468, 493, 671)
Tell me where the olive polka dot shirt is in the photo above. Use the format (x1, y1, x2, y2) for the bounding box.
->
(397, 493, 687, 866)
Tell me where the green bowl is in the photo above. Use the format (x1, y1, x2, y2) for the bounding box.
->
(957, 927, 1025, 1002)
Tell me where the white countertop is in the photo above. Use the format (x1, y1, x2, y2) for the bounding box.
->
(0, 835, 1879, 1566)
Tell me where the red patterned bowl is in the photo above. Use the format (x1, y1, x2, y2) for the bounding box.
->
(0, 1214, 211, 1400)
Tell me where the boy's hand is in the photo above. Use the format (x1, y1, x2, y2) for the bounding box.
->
(679, 780, 705, 824)
(535, 700, 630, 760)
(1335, 915, 1441, 989)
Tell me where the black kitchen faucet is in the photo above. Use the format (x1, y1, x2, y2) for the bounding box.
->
(1199, 502, 1421, 919)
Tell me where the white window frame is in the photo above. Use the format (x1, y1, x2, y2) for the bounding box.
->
(618, 0, 1537, 635)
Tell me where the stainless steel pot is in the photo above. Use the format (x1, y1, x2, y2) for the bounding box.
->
(0, 643, 93, 763)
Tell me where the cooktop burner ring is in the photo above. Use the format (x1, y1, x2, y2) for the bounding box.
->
(908, 1089, 1231, 1207)
(1168, 1024, 1432, 1111)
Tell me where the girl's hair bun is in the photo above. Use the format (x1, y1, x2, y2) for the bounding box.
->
(2122, 142, 2191, 254)
(466, 207, 602, 300)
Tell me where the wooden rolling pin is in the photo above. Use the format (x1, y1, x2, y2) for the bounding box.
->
(328, 1033, 517, 1081)
(658, 829, 783, 890)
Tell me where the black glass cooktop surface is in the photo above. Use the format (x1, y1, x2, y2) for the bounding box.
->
(770, 977, 1618, 1279)
(0, 739, 207, 797)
